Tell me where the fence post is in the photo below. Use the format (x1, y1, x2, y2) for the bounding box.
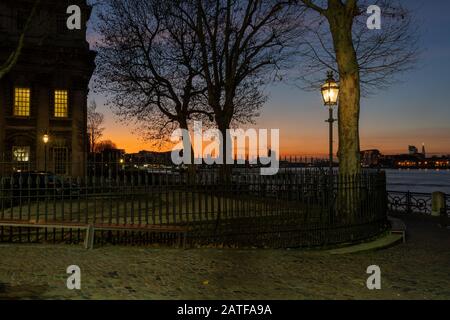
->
(432, 191, 446, 217)
(406, 191, 412, 214)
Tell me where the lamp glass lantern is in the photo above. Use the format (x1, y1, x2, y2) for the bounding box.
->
(42, 132, 50, 172)
(321, 71, 339, 107)
(43, 134, 49, 144)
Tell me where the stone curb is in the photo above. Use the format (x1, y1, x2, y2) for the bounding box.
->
(327, 233, 404, 255)
(327, 216, 407, 255)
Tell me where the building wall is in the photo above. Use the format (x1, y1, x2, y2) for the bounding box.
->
(0, 0, 95, 176)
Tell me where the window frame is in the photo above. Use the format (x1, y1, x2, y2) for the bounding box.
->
(53, 89, 69, 118)
(12, 146, 31, 163)
(53, 146, 69, 175)
(13, 87, 31, 117)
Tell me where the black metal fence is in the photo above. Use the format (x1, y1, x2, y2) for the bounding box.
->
(388, 191, 450, 216)
(0, 155, 332, 177)
(0, 162, 388, 248)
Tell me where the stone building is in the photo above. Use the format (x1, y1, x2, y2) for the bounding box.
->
(0, 0, 95, 176)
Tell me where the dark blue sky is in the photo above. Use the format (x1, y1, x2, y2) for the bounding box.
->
(89, 0, 450, 156)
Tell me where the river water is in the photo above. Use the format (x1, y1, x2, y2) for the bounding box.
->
(230, 167, 450, 195)
(385, 169, 450, 194)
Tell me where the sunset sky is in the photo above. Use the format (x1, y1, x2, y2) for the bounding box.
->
(87, 0, 450, 157)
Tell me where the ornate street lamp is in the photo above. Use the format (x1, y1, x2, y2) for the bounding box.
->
(43, 132, 49, 172)
(321, 71, 339, 172)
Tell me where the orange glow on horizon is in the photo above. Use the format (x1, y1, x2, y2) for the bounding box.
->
(101, 119, 450, 157)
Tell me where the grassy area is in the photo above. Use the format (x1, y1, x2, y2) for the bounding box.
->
(0, 190, 310, 225)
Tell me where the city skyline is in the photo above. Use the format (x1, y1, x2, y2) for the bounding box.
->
(87, 0, 450, 156)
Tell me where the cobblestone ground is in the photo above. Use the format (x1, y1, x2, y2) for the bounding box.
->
(0, 214, 449, 300)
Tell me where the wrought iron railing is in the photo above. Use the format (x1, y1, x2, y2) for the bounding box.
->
(0, 162, 388, 248)
(388, 190, 449, 216)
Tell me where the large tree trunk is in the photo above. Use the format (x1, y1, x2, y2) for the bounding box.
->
(327, 5, 362, 223)
(328, 9, 361, 176)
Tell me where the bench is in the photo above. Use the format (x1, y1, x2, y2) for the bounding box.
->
(0, 220, 190, 250)
(92, 223, 190, 249)
(0, 220, 94, 249)
(388, 216, 407, 243)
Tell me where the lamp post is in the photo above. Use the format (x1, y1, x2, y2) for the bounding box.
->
(321, 71, 339, 172)
(43, 132, 49, 172)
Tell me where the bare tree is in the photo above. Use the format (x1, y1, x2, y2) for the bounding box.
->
(298, 0, 419, 175)
(87, 100, 105, 153)
(0, 0, 41, 80)
(94, 0, 212, 149)
(175, 0, 304, 158)
(94, 140, 118, 153)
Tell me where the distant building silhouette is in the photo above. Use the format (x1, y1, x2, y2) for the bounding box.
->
(127, 150, 173, 166)
(360, 149, 382, 168)
(408, 145, 418, 156)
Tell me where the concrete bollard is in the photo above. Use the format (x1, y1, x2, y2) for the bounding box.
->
(431, 192, 446, 217)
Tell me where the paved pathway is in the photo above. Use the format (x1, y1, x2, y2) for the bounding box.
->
(0, 214, 449, 300)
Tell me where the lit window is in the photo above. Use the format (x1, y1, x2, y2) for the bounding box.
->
(14, 88, 31, 117)
(12, 146, 30, 162)
(54, 90, 68, 118)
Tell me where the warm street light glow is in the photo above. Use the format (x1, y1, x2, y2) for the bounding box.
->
(321, 71, 339, 172)
(321, 71, 339, 107)
(43, 134, 49, 144)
